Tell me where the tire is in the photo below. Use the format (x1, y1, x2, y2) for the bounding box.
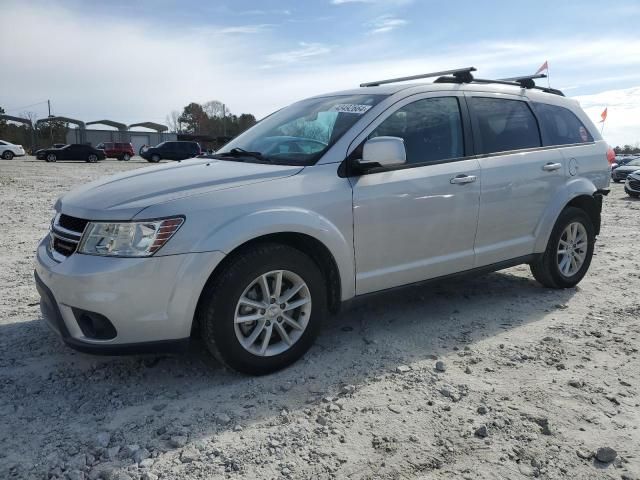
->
(46, 153, 57, 163)
(612, 179, 620, 183)
(86, 154, 98, 163)
(2, 150, 14, 160)
(150, 154, 160, 163)
(123, 153, 131, 161)
(197, 243, 327, 375)
(530, 207, 595, 289)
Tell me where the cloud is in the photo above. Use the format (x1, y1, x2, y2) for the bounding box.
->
(264, 42, 332, 67)
(217, 24, 273, 34)
(574, 87, 640, 147)
(331, 0, 373, 4)
(367, 15, 408, 34)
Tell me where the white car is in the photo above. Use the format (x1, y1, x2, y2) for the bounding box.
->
(0, 140, 26, 159)
(35, 67, 611, 374)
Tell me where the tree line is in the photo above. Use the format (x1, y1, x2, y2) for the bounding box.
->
(613, 144, 640, 155)
(166, 100, 257, 139)
(0, 107, 68, 149)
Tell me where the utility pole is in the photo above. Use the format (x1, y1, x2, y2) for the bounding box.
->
(222, 104, 226, 137)
(48, 99, 53, 144)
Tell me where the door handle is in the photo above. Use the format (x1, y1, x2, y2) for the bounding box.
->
(542, 162, 562, 171)
(450, 174, 477, 184)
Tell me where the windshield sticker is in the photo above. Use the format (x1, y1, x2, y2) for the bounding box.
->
(331, 104, 372, 114)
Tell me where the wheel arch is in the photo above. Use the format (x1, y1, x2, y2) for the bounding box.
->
(193, 232, 343, 334)
(534, 179, 601, 252)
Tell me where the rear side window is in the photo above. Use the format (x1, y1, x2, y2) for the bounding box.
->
(532, 102, 594, 146)
(368, 97, 464, 165)
(469, 98, 541, 154)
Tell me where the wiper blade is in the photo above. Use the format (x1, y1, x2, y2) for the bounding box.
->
(215, 147, 267, 161)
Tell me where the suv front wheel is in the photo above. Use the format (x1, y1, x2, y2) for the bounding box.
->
(197, 244, 326, 375)
(530, 207, 595, 288)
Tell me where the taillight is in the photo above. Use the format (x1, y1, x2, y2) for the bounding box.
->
(606, 147, 616, 165)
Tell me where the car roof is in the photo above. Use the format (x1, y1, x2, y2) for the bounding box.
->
(311, 81, 578, 107)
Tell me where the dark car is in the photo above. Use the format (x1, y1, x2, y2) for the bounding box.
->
(140, 141, 201, 162)
(36, 144, 106, 163)
(611, 158, 640, 182)
(96, 142, 135, 161)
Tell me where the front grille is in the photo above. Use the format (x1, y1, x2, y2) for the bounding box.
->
(49, 214, 88, 260)
(52, 236, 78, 257)
(58, 214, 89, 234)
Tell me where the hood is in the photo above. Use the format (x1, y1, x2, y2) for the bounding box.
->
(57, 159, 303, 220)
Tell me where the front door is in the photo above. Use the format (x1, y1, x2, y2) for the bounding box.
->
(350, 94, 481, 295)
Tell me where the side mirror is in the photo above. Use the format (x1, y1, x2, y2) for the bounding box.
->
(611, 163, 618, 169)
(357, 136, 407, 169)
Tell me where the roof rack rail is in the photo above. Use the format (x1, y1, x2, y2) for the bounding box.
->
(360, 66, 476, 87)
(498, 73, 546, 89)
(360, 67, 564, 96)
(473, 77, 564, 96)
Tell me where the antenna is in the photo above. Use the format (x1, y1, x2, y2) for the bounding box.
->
(360, 67, 476, 87)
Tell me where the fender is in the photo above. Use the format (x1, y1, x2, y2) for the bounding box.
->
(193, 207, 356, 300)
(533, 177, 597, 252)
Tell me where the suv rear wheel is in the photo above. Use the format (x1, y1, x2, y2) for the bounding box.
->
(530, 207, 595, 288)
(122, 153, 131, 161)
(197, 244, 326, 375)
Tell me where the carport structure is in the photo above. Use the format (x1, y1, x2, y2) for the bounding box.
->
(86, 120, 128, 131)
(128, 122, 168, 132)
(0, 114, 36, 149)
(37, 116, 86, 144)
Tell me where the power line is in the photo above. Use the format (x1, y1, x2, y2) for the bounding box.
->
(2, 100, 50, 112)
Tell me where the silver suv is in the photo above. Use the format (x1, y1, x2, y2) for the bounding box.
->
(35, 68, 610, 374)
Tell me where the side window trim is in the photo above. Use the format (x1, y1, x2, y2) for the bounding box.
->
(343, 92, 474, 175)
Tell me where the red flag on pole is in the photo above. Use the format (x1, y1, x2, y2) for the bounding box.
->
(599, 107, 608, 123)
(535, 61, 548, 75)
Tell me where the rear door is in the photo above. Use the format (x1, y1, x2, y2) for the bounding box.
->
(350, 93, 481, 294)
(531, 101, 605, 185)
(466, 93, 566, 266)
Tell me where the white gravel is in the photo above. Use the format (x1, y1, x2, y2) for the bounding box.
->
(1, 156, 639, 479)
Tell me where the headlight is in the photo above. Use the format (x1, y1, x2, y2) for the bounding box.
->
(77, 217, 184, 257)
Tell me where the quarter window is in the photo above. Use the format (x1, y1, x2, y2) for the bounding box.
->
(532, 102, 594, 146)
(469, 98, 541, 154)
(368, 97, 464, 165)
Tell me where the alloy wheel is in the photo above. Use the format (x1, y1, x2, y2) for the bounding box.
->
(234, 270, 311, 357)
(557, 222, 588, 277)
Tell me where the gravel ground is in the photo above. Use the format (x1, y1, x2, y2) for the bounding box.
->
(1, 156, 639, 480)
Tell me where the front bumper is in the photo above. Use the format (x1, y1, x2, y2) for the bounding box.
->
(625, 176, 640, 194)
(35, 237, 225, 353)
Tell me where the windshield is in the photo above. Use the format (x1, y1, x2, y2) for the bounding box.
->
(216, 94, 386, 165)
(626, 159, 640, 166)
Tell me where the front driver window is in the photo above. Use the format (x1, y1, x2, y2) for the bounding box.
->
(369, 97, 464, 165)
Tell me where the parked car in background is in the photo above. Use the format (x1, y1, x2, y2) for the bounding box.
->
(611, 158, 640, 182)
(96, 142, 135, 161)
(0, 140, 26, 159)
(36, 144, 106, 163)
(140, 141, 201, 162)
(612, 155, 639, 169)
(625, 171, 640, 198)
(35, 67, 610, 374)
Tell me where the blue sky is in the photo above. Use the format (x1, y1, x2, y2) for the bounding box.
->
(2, 0, 640, 145)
